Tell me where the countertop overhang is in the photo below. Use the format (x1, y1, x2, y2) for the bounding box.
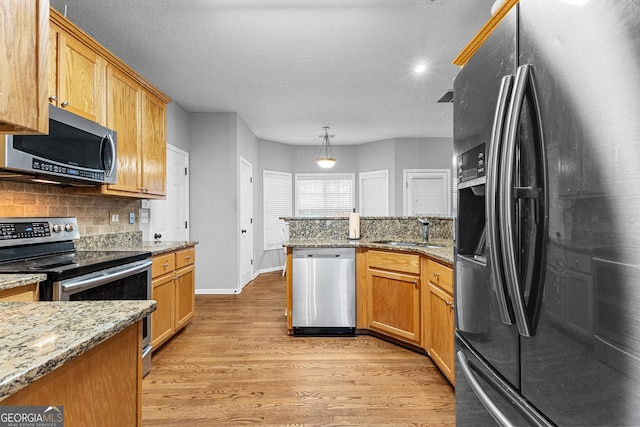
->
(285, 238, 454, 266)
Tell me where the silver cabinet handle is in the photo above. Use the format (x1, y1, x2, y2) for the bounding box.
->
(61, 101, 69, 107)
(49, 95, 57, 102)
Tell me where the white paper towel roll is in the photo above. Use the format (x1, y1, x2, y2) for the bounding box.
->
(349, 211, 360, 239)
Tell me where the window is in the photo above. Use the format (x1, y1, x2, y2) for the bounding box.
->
(295, 173, 355, 217)
(263, 170, 292, 250)
(359, 169, 389, 216)
(403, 169, 452, 216)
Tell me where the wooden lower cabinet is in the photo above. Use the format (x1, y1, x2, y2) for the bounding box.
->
(151, 247, 195, 350)
(2, 322, 143, 427)
(367, 251, 421, 345)
(422, 258, 455, 385)
(0, 282, 39, 302)
(175, 263, 195, 330)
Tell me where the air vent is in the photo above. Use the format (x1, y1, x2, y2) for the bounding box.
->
(437, 90, 454, 103)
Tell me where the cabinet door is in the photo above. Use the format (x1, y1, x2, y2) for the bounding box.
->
(141, 91, 166, 196)
(57, 31, 103, 123)
(368, 269, 421, 343)
(427, 283, 455, 384)
(151, 273, 174, 349)
(106, 66, 141, 193)
(0, 0, 49, 134)
(174, 264, 195, 331)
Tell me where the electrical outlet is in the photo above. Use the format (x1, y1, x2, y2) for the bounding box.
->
(109, 212, 119, 224)
(129, 212, 135, 224)
(140, 210, 149, 224)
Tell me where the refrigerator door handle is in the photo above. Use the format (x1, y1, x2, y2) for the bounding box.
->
(500, 64, 548, 337)
(487, 74, 515, 325)
(457, 350, 513, 427)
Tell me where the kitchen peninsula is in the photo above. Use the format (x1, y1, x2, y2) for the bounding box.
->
(284, 216, 457, 384)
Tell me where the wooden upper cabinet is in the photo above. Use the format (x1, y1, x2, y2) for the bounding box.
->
(51, 27, 105, 124)
(49, 7, 171, 199)
(141, 91, 166, 196)
(0, 0, 49, 134)
(107, 66, 141, 193)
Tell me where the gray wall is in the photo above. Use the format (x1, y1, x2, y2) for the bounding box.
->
(190, 112, 240, 293)
(185, 114, 453, 292)
(166, 102, 190, 152)
(394, 137, 454, 215)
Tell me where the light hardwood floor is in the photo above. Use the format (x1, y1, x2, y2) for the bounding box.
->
(142, 272, 455, 426)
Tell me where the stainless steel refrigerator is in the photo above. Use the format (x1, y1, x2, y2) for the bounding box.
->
(453, 0, 640, 425)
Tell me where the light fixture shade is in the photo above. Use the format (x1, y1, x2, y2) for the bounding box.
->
(316, 157, 336, 168)
(316, 126, 336, 168)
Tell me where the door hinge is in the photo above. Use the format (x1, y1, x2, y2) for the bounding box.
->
(250, 177, 253, 183)
(185, 221, 188, 229)
(250, 218, 253, 224)
(250, 259, 253, 265)
(185, 167, 188, 176)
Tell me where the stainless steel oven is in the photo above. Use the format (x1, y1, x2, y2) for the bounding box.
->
(0, 217, 153, 375)
(56, 258, 153, 374)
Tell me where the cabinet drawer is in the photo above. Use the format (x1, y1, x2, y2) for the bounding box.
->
(427, 260, 453, 294)
(368, 250, 420, 275)
(175, 247, 195, 269)
(0, 283, 39, 302)
(152, 253, 175, 278)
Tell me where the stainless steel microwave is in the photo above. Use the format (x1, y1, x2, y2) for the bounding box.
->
(0, 105, 117, 185)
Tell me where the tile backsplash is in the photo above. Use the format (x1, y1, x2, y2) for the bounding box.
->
(0, 181, 140, 236)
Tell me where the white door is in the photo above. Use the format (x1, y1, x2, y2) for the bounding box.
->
(239, 157, 253, 289)
(149, 145, 190, 241)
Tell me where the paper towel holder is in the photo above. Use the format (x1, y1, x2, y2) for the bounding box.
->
(347, 208, 361, 240)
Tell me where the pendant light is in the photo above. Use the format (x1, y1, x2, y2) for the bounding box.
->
(316, 126, 336, 168)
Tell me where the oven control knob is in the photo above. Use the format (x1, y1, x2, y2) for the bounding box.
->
(52, 224, 63, 233)
(64, 223, 75, 232)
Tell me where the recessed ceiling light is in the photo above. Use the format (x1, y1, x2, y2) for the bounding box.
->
(414, 64, 427, 74)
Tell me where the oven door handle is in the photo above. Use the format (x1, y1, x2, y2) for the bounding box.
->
(60, 259, 152, 295)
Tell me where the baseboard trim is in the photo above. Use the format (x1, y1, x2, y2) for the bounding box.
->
(195, 266, 285, 295)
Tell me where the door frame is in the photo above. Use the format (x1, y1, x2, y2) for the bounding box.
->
(238, 156, 254, 291)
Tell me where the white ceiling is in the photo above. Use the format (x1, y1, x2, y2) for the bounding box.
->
(50, 0, 493, 145)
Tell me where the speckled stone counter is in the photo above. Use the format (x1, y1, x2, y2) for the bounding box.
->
(0, 300, 156, 400)
(0, 274, 47, 293)
(76, 231, 198, 256)
(285, 238, 454, 266)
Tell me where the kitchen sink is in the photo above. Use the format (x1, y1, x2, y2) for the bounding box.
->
(374, 240, 444, 249)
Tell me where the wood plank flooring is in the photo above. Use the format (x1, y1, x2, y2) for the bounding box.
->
(142, 272, 455, 426)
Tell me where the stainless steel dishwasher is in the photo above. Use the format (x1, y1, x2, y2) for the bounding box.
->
(292, 247, 356, 336)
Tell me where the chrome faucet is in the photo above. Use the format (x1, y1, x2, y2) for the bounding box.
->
(418, 218, 430, 243)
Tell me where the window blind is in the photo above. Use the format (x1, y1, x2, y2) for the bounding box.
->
(263, 170, 291, 250)
(295, 173, 354, 217)
(404, 170, 451, 217)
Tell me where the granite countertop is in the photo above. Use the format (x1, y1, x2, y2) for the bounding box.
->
(285, 238, 454, 266)
(86, 241, 198, 256)
(0, 274, 48, 293)
(0, 300, 156, 400)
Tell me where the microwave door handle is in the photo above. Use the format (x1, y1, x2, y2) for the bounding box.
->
(60, 260, 151, 295)
(103, 133, 116, 178)
(487, 74, 515, 325)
